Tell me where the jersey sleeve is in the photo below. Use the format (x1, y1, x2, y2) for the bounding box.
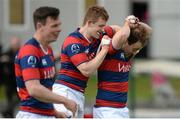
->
(63, 37, 89, 66)
(19, 45, 40, 81)
(104, 26, 119, 55)
(104, 25, 114, 38)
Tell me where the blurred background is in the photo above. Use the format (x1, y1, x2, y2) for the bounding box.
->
(0, 0, 180, 118)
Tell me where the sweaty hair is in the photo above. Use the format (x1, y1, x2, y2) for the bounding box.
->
(83, 5, 109, 26)
(33, 6, 60, 29)
(128, 24, 149, 46)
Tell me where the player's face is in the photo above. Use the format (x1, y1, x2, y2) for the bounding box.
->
(89, 18, 106, 39)
(41, 17, 61, 43)
(123, 41, 143, 57)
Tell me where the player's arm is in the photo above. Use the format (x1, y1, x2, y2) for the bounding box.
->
(20, 48, 77, 115)
(110, 15, 140, 50)
(25, 79, 77, 116)
(77, 35, 110, 77)
(110, 21, 130, 50)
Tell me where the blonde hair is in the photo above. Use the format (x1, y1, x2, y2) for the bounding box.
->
(83, 5, 109, 26)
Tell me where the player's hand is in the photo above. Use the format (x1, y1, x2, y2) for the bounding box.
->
(55, 110, 67, 118)
(64, 99, 77, 117)
(125, 15, 139, 29)
(101, 35, 110, 52)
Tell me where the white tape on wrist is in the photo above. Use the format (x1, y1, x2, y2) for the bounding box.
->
(101, 38, 110, 45)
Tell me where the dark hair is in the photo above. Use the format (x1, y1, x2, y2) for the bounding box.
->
(33, 6, 60, 29)
(128, 25, 148, 46)
(83, 5, 109, 26)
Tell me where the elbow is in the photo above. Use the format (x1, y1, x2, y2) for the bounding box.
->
(120, 31, 129, 41)
(80, 70, 91, 77)
(27, 86, 39, 98)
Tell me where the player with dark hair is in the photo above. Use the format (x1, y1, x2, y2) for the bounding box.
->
(15, 6, 77, 118)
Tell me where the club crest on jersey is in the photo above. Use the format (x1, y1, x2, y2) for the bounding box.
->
(42, 59, 47, 66)
(71, 44, 80, 54)
(27, 56, 37, 67)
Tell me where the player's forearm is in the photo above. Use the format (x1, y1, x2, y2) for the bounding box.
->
(78, 48, 108, 77)
(28, 83, 67, 104)
(112, 22, 130, 49)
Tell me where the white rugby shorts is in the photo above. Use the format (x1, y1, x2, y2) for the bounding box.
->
(93, 106, 129, 118)
(52, 83, 85, 118)
(16, 111, 55, 119)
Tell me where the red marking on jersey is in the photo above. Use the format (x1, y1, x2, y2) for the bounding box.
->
(96, 99, 126, 108)
(56, 80, 84, 93)
(20, 106, 55, 116)
(39, 67, 55, 79)
(22, 68, 40, 81)
(104, 26, 114, 38)
(18, 88, 30, 100)
(19, 45, 40, 59)
(98, 81, 128, 92)
(99, 59, 131, 72)
(63, 36, 89, 49)
(61, 54, 71, 62)
(70, 53, 89, 66)
(15, 64, 21, 77)
(60, 69, 88, 81)
(108, 40, 118, 55)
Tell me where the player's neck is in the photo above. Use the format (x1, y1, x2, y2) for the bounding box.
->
(33, 33, 48, 52)
(79, 26, 92, 43)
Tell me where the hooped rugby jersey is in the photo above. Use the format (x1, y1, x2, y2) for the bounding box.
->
(95, 49, 132, 108)
(55, 26, 115, 93)
(15, 38, 56, 116)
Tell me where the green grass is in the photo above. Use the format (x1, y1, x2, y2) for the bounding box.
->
(0, 85, 5, 101)
(84, 74, 180, 103)
(129, 74, 153, 101)
(84, 75, 98, 103)
(0, 74, 179, 104)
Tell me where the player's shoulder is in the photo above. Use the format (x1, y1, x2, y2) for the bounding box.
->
(18, 38, 40, 58)
(63, 35, 82, 49)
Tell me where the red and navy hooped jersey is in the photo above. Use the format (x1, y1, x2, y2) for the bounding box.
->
(95, 49, 132, 108)
(15, 38, 56, 116)
(56, 26, 115, 93)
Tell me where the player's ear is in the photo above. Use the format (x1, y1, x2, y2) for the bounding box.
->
(87, 20, 94, 26)
(36, 22, 43, 29)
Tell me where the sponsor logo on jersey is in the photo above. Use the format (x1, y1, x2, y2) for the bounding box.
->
(85, 48, 89, 54)
(42, 59, 47, 66)
(120, 53, 125, 59)
(118, 63, 131, 72)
